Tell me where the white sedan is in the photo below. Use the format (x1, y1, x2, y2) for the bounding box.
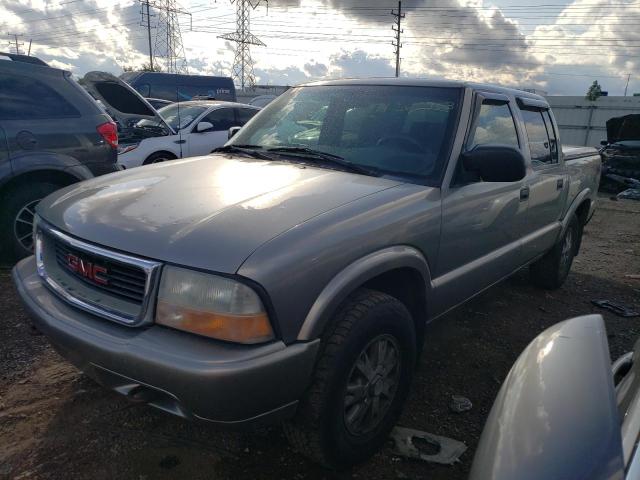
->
(117, 101, 260, 168)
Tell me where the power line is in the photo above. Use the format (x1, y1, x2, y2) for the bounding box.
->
(391, 1, 404, 78)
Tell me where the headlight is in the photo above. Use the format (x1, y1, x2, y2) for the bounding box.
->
(155, 266, 274, 344)
(117, 143, 139, 155)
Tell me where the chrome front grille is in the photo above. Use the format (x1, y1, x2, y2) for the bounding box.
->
(35, 218, 162, 326)
(53, 239, 147, 304)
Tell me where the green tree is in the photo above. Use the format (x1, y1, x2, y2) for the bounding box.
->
(122, 62, 160, 72)
(586, 80, 602, 101)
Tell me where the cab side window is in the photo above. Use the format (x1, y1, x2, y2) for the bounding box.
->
(521, 109, 557, 166)
(468, 102, 519, 149)
(200, 108, 235, 132)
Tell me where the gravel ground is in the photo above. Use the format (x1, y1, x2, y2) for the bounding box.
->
(1, 196, 639, 480)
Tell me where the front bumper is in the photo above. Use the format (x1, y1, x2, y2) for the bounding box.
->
(13, 256, 320, 427)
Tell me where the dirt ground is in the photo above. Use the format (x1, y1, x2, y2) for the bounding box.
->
(1, 196, 639, 480)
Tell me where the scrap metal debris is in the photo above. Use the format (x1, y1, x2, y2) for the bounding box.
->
(592, 299, 640, 318)
(449, 395, 473, 413)
(618, 188, 640, 201)
(603, 173, 640, 201)
(390, 426, 466, 465)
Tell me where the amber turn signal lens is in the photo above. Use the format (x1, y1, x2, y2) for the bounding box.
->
(156, 301, 274, 344)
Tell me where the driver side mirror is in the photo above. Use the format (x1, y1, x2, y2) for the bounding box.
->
(196, 121, 214, 133)
(228, 126, 242, 139)
(461, 145, 526, 182)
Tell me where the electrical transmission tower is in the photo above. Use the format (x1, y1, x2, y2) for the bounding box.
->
(391, 1, 404, 78)
(219, 0, 268, 90)
(152, 0, 191, 73)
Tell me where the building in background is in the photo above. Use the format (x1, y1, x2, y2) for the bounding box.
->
(547, 95, 640, 146)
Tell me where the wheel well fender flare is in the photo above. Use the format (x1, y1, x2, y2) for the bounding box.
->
(561, 188, 592, 237)
(296, 246, 432, 341)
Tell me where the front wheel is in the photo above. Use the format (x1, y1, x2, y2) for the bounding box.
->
(530, 213, 580, 289)
(284, 289, 416, 469)
(143, 151, 177, 165)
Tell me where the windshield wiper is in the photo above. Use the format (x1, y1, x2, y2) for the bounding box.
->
(266, 147, 379, 176)
(213, 144, 274, 160)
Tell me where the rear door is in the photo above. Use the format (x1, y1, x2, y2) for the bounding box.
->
(185, 107, 236, 156)
(0, 71, 91, 167)
(435, 92, 529, 313)
(517, 98, 568, 261)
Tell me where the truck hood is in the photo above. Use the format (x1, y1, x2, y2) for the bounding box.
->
(37, 155, 401, 273)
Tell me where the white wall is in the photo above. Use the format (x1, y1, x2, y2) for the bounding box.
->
(546, 96, 640, 147)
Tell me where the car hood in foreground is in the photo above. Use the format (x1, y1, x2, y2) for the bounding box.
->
(37, 155, 402, 273)
(470, 314, 624, 480)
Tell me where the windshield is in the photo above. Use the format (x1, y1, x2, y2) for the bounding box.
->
(137, 103, 207, 131)
(229, 85, 461, 183)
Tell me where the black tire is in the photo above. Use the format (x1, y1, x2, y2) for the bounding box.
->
(529, 213, 580, 289)
(143, 151, 177, 165)
(0, 182, 62, 262)
(284, 289, 416, 469)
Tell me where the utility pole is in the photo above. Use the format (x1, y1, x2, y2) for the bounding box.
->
(27, 39, 32, 56)
(140, 0, 154, 70)
(219, 0, 268, 90)
(391, 1, 404, 78)
(7, 33, 24, 55)
(624, 73, 631, 96)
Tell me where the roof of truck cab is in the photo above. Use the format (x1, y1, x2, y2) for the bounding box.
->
(300, 77, 546, 102)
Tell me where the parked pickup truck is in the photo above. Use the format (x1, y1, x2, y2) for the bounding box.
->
(13, 79, 601, 468)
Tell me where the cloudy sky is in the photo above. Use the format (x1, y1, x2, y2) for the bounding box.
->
(2, 0, 639, 95)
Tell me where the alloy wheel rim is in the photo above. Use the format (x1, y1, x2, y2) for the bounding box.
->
(14, 199, 40, 252)
(343, 334, 401, 436)
(560, 228, 574, 271)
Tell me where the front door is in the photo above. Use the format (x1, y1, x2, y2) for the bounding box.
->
(434, 94, 529, 315)
(186, 107, 236, 157)
(517, 106, 568, 261)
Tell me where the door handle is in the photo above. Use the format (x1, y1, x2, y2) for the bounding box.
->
(174, 139, 186, 144)
(557, 178, 564, 190)
(520, 186, 530, 201)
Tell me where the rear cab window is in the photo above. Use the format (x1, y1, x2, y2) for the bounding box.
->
(518, 100, 559, 167)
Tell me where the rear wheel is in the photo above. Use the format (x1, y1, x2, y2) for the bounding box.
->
(284, 289, 416, 469)
(0, 182, 62, 262)
(530, 213, 580, 289)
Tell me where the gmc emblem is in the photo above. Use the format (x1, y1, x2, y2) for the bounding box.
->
(66, 253, 108, 286)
